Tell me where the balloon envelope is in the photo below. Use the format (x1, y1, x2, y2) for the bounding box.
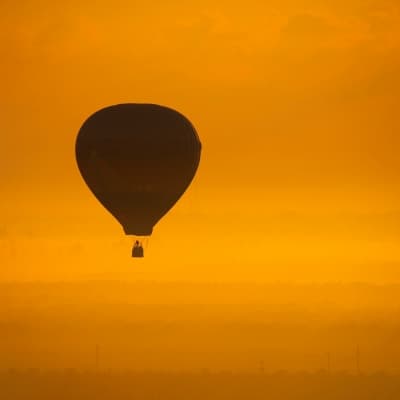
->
(75, 104, 201, 236)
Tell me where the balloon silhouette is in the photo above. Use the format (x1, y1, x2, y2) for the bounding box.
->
(75, 104, 201, 242)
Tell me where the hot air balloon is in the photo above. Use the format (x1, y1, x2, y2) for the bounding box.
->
(75, 104, 201, 257)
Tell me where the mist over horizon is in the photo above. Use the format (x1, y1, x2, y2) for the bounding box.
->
(0, 280, 399, 374)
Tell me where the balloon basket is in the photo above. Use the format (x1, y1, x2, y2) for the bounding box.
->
(131, 237, 149, 258)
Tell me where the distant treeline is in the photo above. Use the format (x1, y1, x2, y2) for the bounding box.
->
(1, 370, 400, 400)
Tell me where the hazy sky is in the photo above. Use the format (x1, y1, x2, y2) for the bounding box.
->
(2, 0, 400, 281)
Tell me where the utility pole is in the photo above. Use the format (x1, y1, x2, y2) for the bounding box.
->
(259, 360, 264, 374)
(327, 352, 331, 373)
(95, 344, 100, 371)
(356, 346, 360, 375)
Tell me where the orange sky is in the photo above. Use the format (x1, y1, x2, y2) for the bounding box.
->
(2, 0, 400, 282)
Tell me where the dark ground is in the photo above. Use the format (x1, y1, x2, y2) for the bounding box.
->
(1, 370, 399, 400)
